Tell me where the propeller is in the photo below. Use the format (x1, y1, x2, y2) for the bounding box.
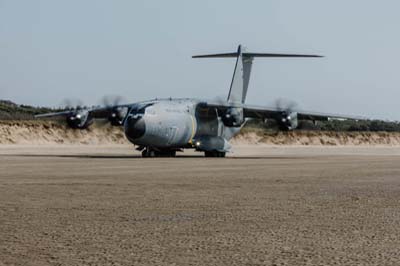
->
(60, 98, 92, 129)
(62, 98, 85, 111)
(212, 95, 228, 104)
(102, 95, 124, 108)
(101, 95, 128, 126)
(275, 98, 298, 113)
(274, 98, 299, 130)
(211, 96, 245, 127)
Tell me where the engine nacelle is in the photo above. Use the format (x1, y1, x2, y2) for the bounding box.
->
(108, 107, 128, 126)
(221, 107, 244, 127)
(66, 110, 93, 129)
(277, 111, 298, 130)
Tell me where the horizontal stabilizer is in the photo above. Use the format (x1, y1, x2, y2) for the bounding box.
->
(192, 45, 323, 104)
(243, 53, 323, 58)
(192, 53, 238, 58)
(193, 51, 323, 59)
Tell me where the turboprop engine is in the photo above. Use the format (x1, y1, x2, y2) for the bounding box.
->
(221, 107, 244, 127)
(101, 96, 129, 126)
(277, 111, 298, 130)
(66, 109, 93, 129)
(273, 99, 299, 130)
(108, 106, 128, 126)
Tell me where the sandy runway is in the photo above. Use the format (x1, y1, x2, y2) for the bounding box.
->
(1, 145, 400, 265)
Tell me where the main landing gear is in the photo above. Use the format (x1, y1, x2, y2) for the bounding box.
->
(204, 151, 226, 157)
(139, 147, 226, 158)
(141, 148, 176, 158)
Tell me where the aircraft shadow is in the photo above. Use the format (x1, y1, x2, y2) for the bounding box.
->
(4, 154, 305, 160)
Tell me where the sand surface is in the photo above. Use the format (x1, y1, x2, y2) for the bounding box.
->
(1, 145, 400, 265)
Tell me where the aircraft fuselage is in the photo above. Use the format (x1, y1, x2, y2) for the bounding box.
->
(124, 98, 241, 152)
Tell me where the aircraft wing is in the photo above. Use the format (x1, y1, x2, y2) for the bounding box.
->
(35, 110, 75, 118)
(242, 104, 365, 121)
(34, 103, 138, 128)
(203, 101, 366, 121)
(34, 104, 132, 119)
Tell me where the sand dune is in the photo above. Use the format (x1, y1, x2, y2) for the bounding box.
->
(232, 131, 400, 146)
(2, 120, 400, 146)
(0, 121, 128, 145)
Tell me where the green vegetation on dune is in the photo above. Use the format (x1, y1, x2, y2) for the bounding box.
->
(244, 118, 400, 132)
(299, 119, 400, 132)
(0, 100, 63, 120)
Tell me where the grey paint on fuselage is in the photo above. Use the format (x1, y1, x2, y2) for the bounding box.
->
(124, 98, 241, 150)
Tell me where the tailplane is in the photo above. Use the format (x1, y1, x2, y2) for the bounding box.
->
(193, 45, 323, 104)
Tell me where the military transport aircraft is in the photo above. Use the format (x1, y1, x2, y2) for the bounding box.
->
(36, 45, 363, 157)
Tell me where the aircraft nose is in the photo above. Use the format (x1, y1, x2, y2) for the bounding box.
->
(124, 116, 146, 140)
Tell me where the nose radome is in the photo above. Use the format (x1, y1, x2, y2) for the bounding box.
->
(124, 116, 146, 140)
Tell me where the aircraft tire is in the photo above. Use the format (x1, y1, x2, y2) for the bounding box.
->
(142, 149, 156, 158)
(157, 150, 176, 157)
(143, 149, 176, 158)
(204, 151, 226, 158)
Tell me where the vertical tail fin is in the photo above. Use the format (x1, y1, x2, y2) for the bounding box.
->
(227, 45, 253, 103)
(192, 45, 323, 104)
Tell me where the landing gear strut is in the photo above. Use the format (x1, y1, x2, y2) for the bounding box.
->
(204, 151, 226, 158)
(141, 148, 176, 158)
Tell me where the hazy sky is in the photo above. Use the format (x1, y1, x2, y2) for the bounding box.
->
(1, 0, 399, 120)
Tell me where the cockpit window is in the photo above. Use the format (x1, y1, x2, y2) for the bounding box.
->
(129, 103, 154, 115)
(137, 107, 146, 114)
